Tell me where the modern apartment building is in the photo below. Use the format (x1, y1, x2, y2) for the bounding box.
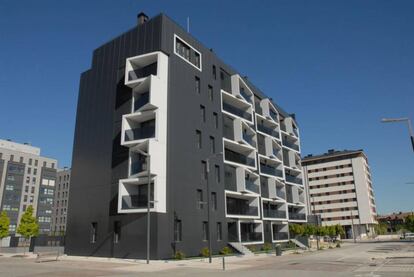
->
(51, 168, 70, 234)
(0, 139, 57, 235)
(66, 12, 307, 259)
(302, 149, 377, 239)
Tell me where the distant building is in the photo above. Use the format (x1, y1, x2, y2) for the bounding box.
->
(51, 168, 70, 234)
(0, 139, 57, 235)
(377, 212, 413, 233)
(302, 149, 377, 239)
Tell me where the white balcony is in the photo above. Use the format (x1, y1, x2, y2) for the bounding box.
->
(223, 115, 257, 148)
(223, 139, 257, 170)
(121, 110, 156, 147)
(221, 90, 254, 124)
(272, 222, 289, 242)
(225, 191, 260, 219)
(125, 51, 168, 88)
(224, 165, 260, 195)
(259, 155, 284, 179)
(256, 114, 280, 140)
(259, 98, 279, 123)
(261, 177, 286, 201)
(262, 199, 287, 220)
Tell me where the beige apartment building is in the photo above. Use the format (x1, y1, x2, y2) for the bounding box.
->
(302, 149, 377, 239)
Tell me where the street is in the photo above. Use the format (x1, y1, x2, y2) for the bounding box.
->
(0, 241, 413, 276)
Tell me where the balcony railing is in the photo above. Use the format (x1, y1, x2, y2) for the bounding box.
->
(122, 195, 154, 209)
(263, 209, 286, 218)
(245, 180, 260, 194)
(285, 175, 303, 185)
(282, 140, 299, 151)
(128, 62, 157, 81)
(276, 189, 286, 199)
(240, 232, 262, 242)
(240, 88, 251, 103)
(130, 160, 147, 175)
(134, 92, 149, 112)
(269, 110, 278, 122)
(273, 232, 289, 241)
(124, 126, 155, 142)
(260, 165, 283, 177)
(242, 132, 255, 146)
(289, 213, 306, 220)
(226, 205, 258, 216)
(222, 102, 252, 121)
(225, 149, 255, 167)
(257, 124, 280, 138)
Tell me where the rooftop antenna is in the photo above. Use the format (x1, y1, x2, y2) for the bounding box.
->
(187, 17, 190, 33)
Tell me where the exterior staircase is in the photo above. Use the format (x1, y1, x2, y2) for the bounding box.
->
(290, 238, 309, 250)
(228, 242, 254, 255)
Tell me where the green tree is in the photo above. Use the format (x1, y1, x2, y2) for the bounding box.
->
(405, 215, 414, 232)
(0, 211, 10, 251)
(374, 223, 388, 235)
(17, 206, 39, 255)
(289, 224, 304, 238)
(303, 224, 316, 237)
(334, 225, 345, 238)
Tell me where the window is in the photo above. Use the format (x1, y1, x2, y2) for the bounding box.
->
(202, 222, 208, 241)
(212, 65, 217, 80)
(29, 158, 32, 165)
(35, 160, 38, 166)
(19, 157, 23, 163)
(6, 185, 14, 191)
(24, 195, 28, 202)
(211, 192, 217, 211)
(174, 35, 202, 70)
(114, 221, 121, 243)
(209, 136, 215, 153)
(196, 130, 202, 149)
(195, 76, 200, 94)
(43, 161, 47, 167)
(0, 153, 2, 159)
(217, 222, 222, 241)
(31, 187, 35, 193)
(24, 186, 28, 193)
(7, 175, 14, 181)
(215, 165, 220, 183)
(91, 222, 97, 243)
(27, 167, 31, 174)
(29, 195, 34, 203)
(10, 155, 14, 161)
(208, 85, 213, 101)
(23, 205, 26, 211)
(34, 168, 37, 175)
(197, 189, 204, 209)
(200, 105, 206, 122)
(213, 112, 218, 129)
(201, 161, 207, 180)
(174, 219, 182, 242)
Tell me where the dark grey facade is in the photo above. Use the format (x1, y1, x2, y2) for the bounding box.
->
(66, 13, 306, 259)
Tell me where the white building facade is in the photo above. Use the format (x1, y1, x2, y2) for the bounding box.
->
(302, 149, 377, 239)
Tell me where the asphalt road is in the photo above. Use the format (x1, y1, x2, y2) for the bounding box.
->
(0, 240, 413, 276)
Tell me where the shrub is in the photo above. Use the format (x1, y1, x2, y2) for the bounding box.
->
(262, 243, 273, 253)
(200, 247, 210, 257)
(220, 246, 232, 255)
(173, 251, 185, 260)
(247, 245, 257, 252)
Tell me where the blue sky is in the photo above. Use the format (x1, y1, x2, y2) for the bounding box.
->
(0, 0, 413, 214)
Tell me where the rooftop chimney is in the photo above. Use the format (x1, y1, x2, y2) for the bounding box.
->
(137, 12, 149, 25)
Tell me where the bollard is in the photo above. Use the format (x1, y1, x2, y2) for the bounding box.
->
(275, 244, 282, 256)
(222, 256, 226, 271)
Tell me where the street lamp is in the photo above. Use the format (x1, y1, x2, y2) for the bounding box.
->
(134, 148, 153, 264)
(381, 117, 414, 152)
(205, 152, 223, 264)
